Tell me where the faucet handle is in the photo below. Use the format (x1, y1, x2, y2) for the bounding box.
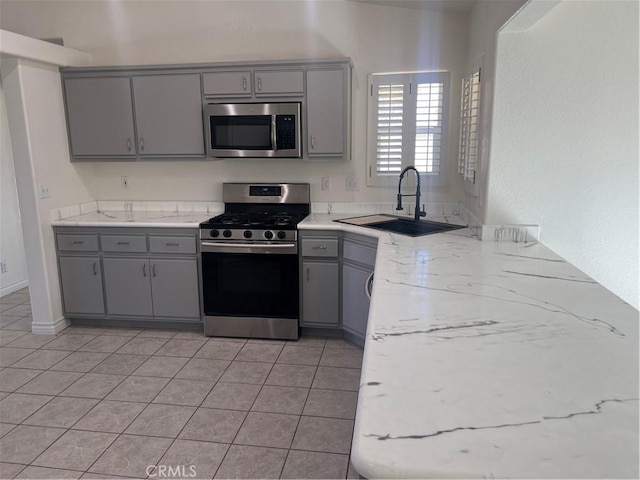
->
(420, 204, 427, 217)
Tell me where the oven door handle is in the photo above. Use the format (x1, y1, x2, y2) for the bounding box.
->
(201, 241, 297, 254)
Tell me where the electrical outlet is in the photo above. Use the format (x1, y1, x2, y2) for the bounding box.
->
(121, 176, 129, 189)
(321, 177, 331, 191)
(1, 262, 7, 274)
(39, 185, 51, 199)
(346, 177, 360, 191)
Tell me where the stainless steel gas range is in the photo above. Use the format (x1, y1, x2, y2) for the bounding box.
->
(199, 183, 310, 340)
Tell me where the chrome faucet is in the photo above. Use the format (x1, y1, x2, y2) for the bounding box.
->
(396, 166, 426, 221)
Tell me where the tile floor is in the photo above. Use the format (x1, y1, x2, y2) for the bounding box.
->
(0, 288, 362, 479)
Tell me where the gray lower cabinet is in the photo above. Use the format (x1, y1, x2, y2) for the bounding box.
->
(301, 261, 340, 327)
(341, 233, 378, 345)
(342, 262, 372, 339)
(103, 257, 199, 319)
(103, 257, 154, 317)
(150, 258, 199, 318)
(55, 227, 201, 324)
(58, 256, 105, 316)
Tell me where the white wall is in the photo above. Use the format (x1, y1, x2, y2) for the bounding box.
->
(486, 0, 639, 308)
(2, 57, 94, 332)
(0, 0, 469, 204)
(0, 82, 28, 295)
(459, 0, 525, 225)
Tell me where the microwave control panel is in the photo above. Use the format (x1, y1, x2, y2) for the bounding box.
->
(276, 115, 296, 150)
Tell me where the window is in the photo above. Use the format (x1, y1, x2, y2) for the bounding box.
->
(458, 66, 481, 185)
(367, 71, 450, 187)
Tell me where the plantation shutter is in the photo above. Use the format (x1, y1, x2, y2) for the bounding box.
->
(458, 67, 481, 184)
(367, 72, 450, 187)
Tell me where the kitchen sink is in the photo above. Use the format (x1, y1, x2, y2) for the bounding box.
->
(335, 215, 466, 237)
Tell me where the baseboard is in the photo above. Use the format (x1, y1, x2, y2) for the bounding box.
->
(31, 316, 69, 335)
(0, 279, 29, 297)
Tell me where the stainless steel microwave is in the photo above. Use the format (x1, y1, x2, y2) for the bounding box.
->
(204, 102, 302, 158)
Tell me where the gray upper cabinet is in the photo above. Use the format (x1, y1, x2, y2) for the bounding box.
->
(62, 58, 352, 161)
(58, 256, 105, 316)
(103, 257, 154, 317)
(64, 77, 136, 157)
(306, 68, 347, 157)
(203, 71, 252, 97)
(254, 70, 304, 95)
(150, 258, 199, 319)
(133, 74, 204, 156)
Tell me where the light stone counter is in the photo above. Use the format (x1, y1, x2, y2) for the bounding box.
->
(51, 210, 218, 228)
(299, 213, 639, 479)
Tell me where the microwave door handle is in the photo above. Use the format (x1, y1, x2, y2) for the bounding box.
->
(271, 115, 278, 151)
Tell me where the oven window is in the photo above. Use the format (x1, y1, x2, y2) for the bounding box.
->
(210, 115, 272, 150)
(202, 252, 298, 318)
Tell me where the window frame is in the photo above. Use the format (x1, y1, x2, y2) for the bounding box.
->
(366, 70, 451, 188)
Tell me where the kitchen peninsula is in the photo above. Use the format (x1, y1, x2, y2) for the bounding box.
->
(299, 213, 639, 479)
(51, 206, 639, 478)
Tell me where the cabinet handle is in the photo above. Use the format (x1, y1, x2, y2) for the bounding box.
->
(92, 262, 98, 276)
(140, 137, 145, 151)
(311, 245, 327, 250)
(71, 240, 84, 245)
(126, 138, 132, 151)
(242, 76, 247, 91)
(306, 266, 310, 281)
(117, 241, 130, 245)
(257, 76, 262, 91)
(365, 272, 374, 302)
(152, 264, 156, 277)
(142, 263, 147, 277)
(165, 242, 180, 247)
(311, 135, 315, 150)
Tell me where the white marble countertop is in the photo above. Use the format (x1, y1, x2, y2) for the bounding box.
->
(299, 213, 639, 479)
(51, 210, 218, 228)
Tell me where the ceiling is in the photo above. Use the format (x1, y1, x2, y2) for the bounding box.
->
(350, 0, 477, 14)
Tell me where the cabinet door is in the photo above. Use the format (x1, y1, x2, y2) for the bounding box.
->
(202, 71, 252, 96)
(255, 70, 304, 95)
(133, 74, 204, 156)
(103, 258, 153, 317)
(64, 77, 136, 157)
(58, 256, 105, 316)
(301, 261, 339, 327)
(342, 263, 372, 338)
(306, 69, 345, 156)
(150, 258, 199, 319)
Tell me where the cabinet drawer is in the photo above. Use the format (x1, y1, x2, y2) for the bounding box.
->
(101, 235, 147, 253)
(203, 71, 252, 96)
(57, 234, 99, 252)
(149, 235, 196, 254)
(343, 240, 377, 267)
(301, 238, 339, 258)
(255, 70, 304, 94)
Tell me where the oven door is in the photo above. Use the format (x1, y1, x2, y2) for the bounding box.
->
(201, 241, 299, 339)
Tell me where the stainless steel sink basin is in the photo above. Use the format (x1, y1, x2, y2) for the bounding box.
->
(334, 215, 465, 237)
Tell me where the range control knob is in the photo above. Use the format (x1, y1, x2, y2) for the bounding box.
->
(277, 231, 287, 240)
(243, 230, 253, 239)
(223, 230, 232, 238)
(210, 230, 220, 238)
(264, 230, 274, 240)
